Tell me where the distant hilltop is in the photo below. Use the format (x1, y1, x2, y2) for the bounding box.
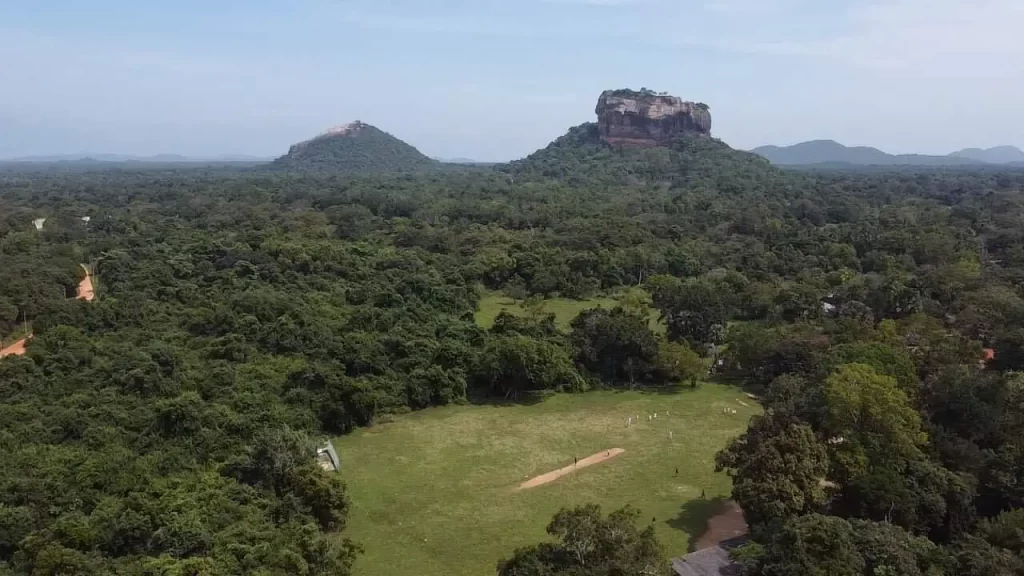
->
(268, 120, 436, 173)
(596, 88, 711, 148)
(949, 146, 1024, 164)
(752, 140, 1024, 167)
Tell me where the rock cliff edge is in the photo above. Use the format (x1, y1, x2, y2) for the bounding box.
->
(596, 89, 711, 147)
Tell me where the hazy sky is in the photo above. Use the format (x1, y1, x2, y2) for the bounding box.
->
(2, 0, 1021, 161)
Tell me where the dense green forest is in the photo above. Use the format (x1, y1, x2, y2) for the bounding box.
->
(4, 128, 1024, 575)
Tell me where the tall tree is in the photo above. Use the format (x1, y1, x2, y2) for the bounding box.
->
(716, 414, 830, 527)
(476, 333, 584, 398)
(497, 505, 668, 576)
(748, 514, 864, 576)
(823, 363, 927, 480)
(656, 340, 709, 387)
(570, 307, 660, 385)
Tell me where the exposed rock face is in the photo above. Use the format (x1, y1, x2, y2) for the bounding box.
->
(290, 121, 367, 152)
(596, 89, 711, 147)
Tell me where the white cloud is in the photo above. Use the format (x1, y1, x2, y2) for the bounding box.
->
(809, 0, 1023, 73)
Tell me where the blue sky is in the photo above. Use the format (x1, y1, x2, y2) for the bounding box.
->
(1, 0, 1021, 161)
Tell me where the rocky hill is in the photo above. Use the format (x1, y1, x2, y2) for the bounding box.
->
(269, 121, 436, 173)
(596, 88, 711, 148)
(504, 122, 779, 196)
(503, 89, 772, 190)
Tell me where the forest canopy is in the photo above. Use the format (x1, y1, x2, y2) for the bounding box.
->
(3, 132, 1024, 574)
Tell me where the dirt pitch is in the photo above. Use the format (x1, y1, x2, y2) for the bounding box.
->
(517, 448, 625, 490)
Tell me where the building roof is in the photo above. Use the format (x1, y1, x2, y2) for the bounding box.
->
(671, 537, 748, 576)
(316, 440, 341, 472)
(672, 547, 740, 576)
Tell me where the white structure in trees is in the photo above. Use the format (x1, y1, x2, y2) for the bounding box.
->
(316, 440, 341, 472)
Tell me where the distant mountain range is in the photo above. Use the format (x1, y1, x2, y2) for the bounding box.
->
(433, 157, 482, 164)
(949, 146, 1024, 164)
(11, 138, 1023, 171)
(5, 153, 271, 163)
(751, 140, 1024, 166)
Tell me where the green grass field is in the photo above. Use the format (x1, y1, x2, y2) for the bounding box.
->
(475, 290, 664, 333)
(334, 385, 758, 576)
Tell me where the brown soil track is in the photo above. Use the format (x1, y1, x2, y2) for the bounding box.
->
(0, 338, 28, 358)
(77, 264, 94, 301)
(516, 448, 625, 490)
(695, 501, 748, 550)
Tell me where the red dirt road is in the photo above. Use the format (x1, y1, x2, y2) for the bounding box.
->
(517, 448, 625, 490)
(0, 338, 29, 358)
(77, 265, 94, 301)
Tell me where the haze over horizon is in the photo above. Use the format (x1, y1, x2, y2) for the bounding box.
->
(2, 0, 1021, 162)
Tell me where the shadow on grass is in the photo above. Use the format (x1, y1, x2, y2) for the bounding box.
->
(636, 383, 702, 396)
(466, 389, 548, 407)
(584, 382, 701, 396)
(616, 379, 756, 397)
(465, 383, 692, 407)
(666, 496, 731, 553)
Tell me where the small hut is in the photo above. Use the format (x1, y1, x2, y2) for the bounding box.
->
(316, 440, 341, 472)
(671, 537, 747, 576)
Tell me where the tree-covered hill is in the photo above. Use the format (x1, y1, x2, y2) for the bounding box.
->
(504, 122, 782, 195)
(267, 121, 437, 174)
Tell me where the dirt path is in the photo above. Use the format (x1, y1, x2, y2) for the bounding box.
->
(517, 448, 625, 490)
(77, 264, 94, 301)
(1, 264, 93, 359)
(0, 338, 29, 358)
(695, 501, 748, 550)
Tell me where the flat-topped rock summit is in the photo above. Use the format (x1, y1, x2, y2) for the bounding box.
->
(596, 88, 711, 147)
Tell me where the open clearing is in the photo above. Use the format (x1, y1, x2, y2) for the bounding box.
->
(475, 290, 664, 333)
(334, 384, 759, 576)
